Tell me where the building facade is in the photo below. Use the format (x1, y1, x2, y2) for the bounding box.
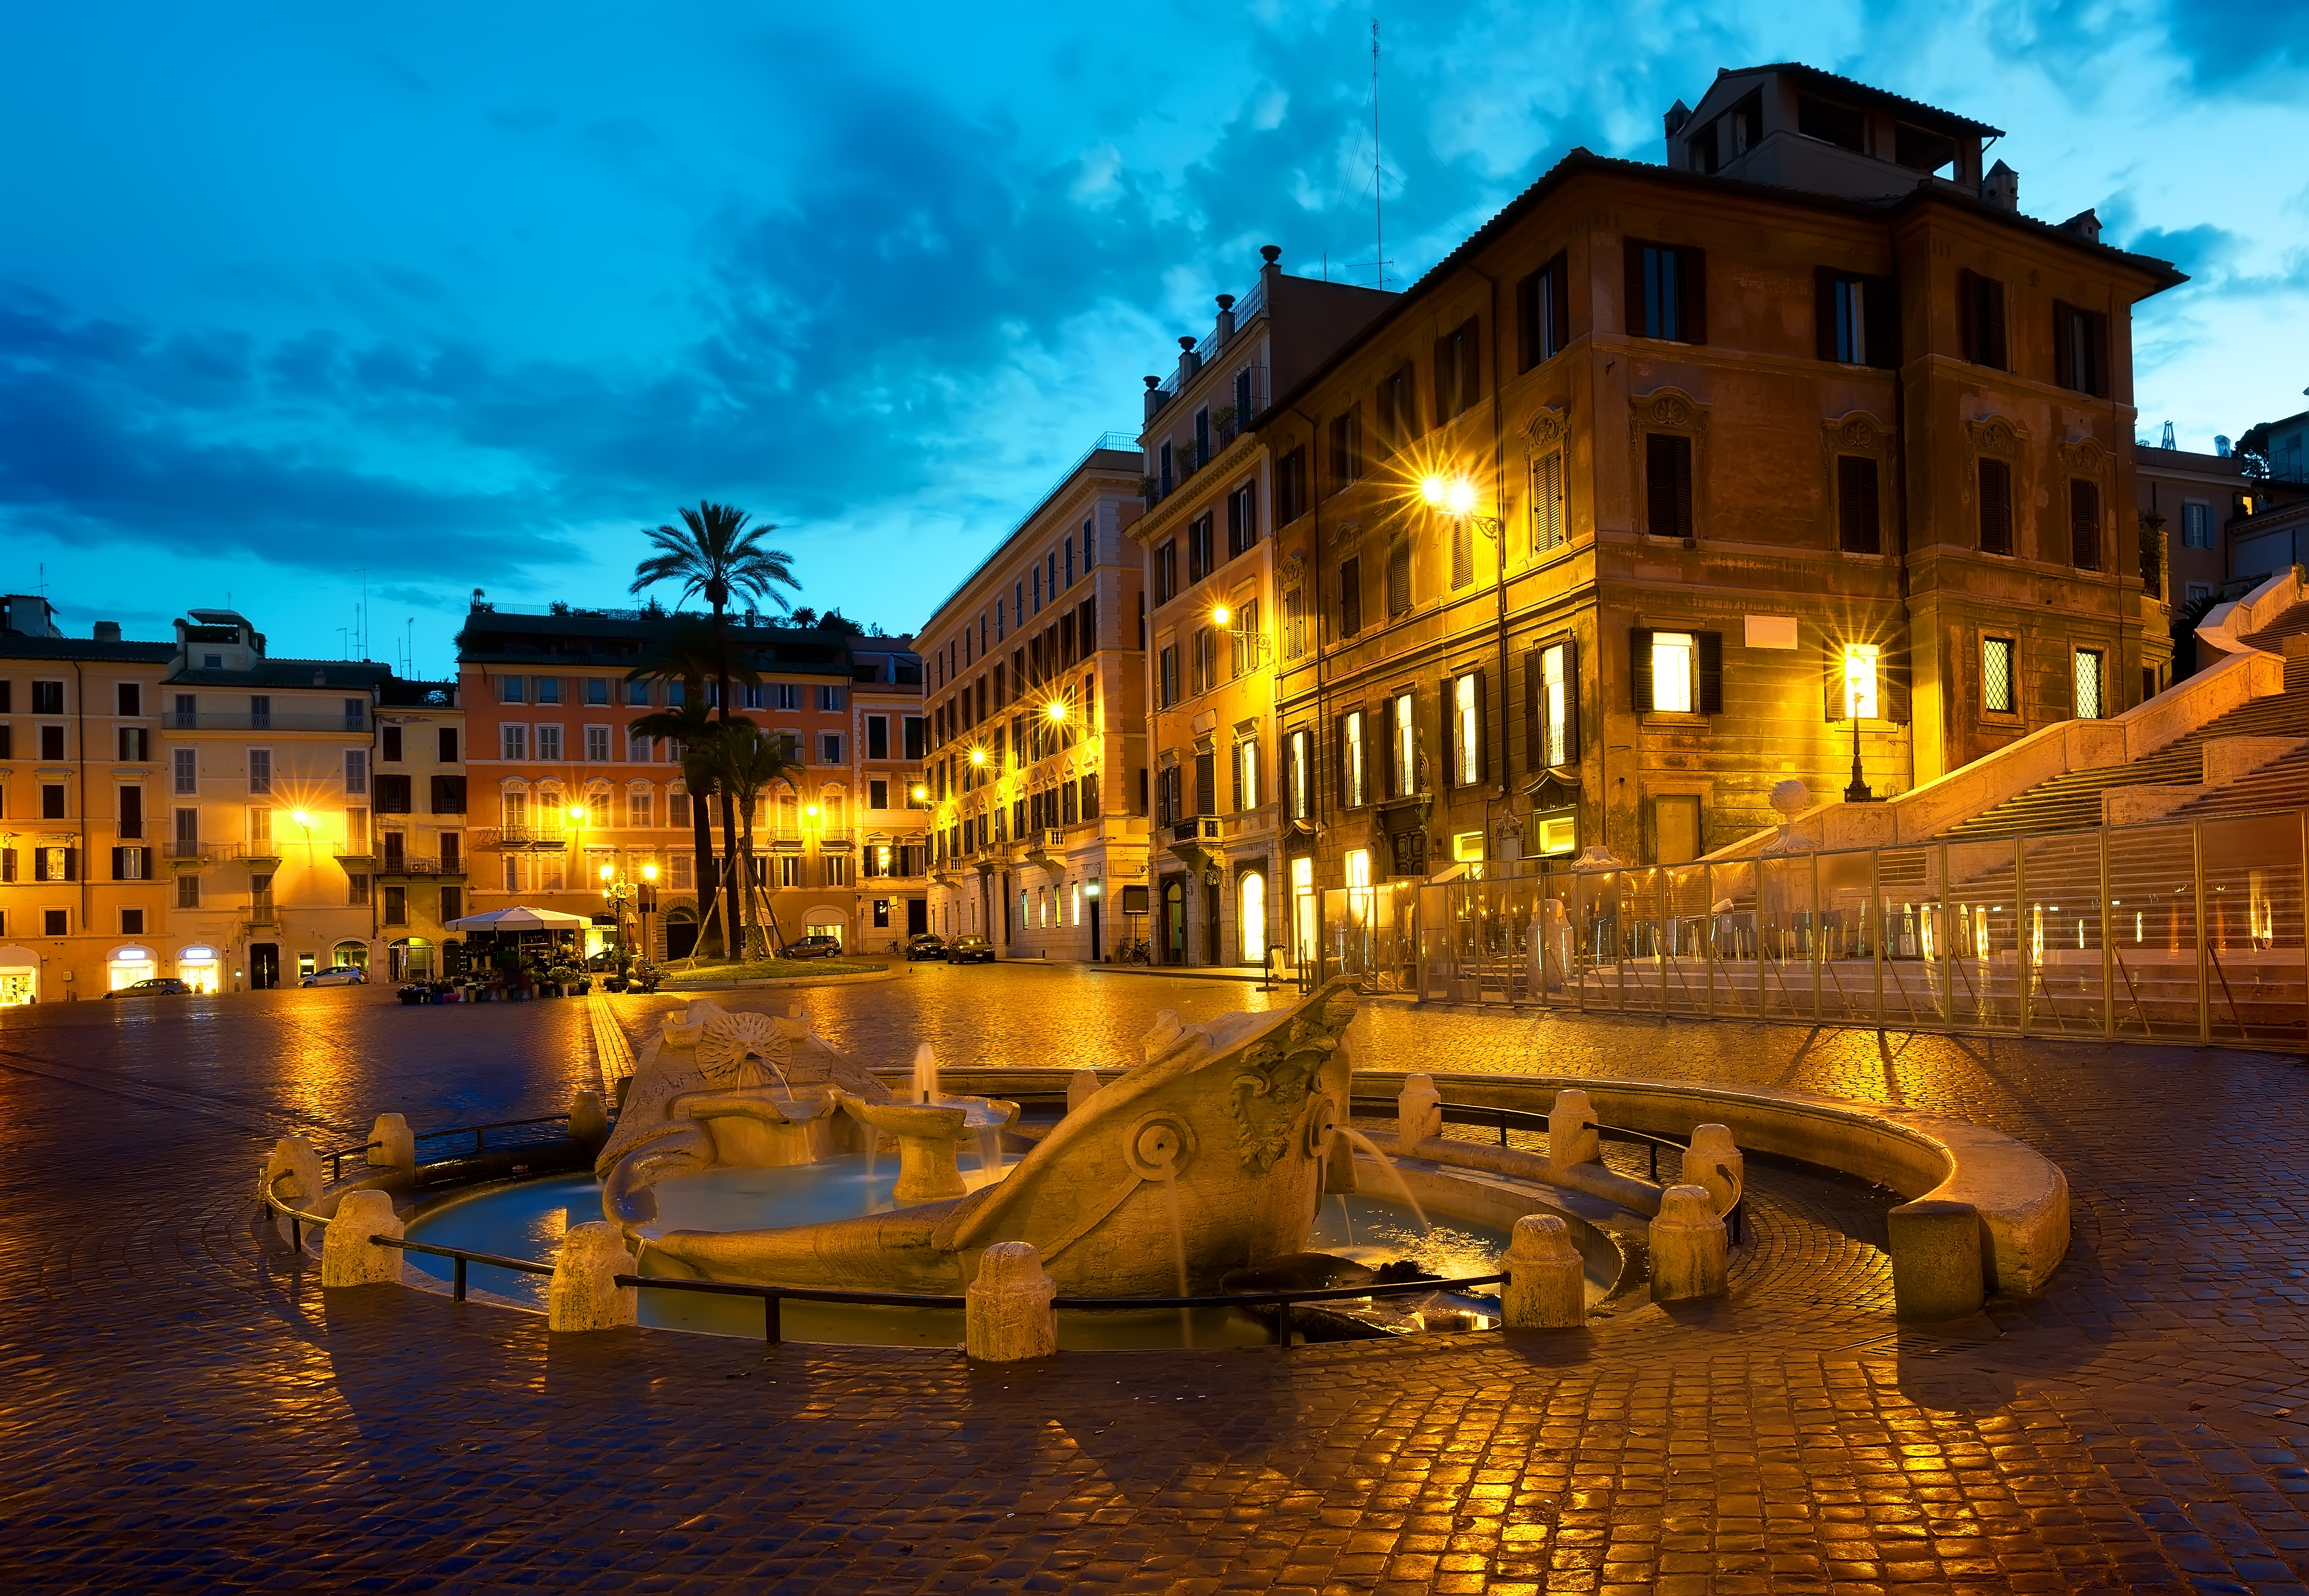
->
(456, 603, 925, 958)
(1241, 63, 2182, 907)
(1128, 254, 1394, 966)
(920, 438, 1150, 960)
(0, 596, 176, 1003)
(369, 677, 466, 980)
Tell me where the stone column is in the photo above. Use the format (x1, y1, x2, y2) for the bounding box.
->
(549, 1221, 638, 1331)
(1067, 1070, 1103, 1115)
(321, 1189, 405, 1286)
(1679, 1124, 1742, 1214)
(1502, 1214, 1586, 1329)
(966, 1241, 1058, 1362)
(367, 1113, 415, 1174)
(1888, 1198, 1986, 1320)
(569, 1089, 610, 1148)
(261, 1134, 325, 1210)
(1397, 1075, 1442, 1148)
(1649, 1184, 1728, 1300)
(1549, 1089, 1599, 1169)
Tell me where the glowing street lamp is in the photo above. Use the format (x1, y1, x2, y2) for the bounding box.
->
(1044, 698, 1069, 723)
(969, 747, 987, 767)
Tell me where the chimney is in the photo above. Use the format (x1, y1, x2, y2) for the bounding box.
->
(2059, 207, 2102, 245)
(1982, 160, 2018, 211)
(92, 621, 121, 642)
(1214, 293, 1236, 344)
(1663, 97, 1692, 143)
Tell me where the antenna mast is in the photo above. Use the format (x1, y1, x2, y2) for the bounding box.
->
(1372, 19, 1382, 290)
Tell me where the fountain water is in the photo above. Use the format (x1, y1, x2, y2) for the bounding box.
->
(1337, 1126, 1431, 1232)
(1154, 1143, 1192, 1346)
(912, 1042, 938, 1104)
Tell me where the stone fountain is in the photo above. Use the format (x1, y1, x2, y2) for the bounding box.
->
(597, 981, 1363, 1296)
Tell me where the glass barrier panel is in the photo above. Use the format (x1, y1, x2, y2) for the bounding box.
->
(1703, 859, 1760, 1019)
(1661, 863, 1713, 1016)
(1618, 867, 1664, 1015)
(1758, 855, 1816, 1021)
(1577, 871, 1625, 1013)
(2104, 820, 2201, 1041)
(1814, 849, 1877, 1026)
(1537, 870, 1579, 1009)
(2197, 810, 2306, 1049)
(1944, 838, 2021, 1030)
(1876, 845, 1943, 1029)
(1497, 874, 1540, 1005)
(2020, 831, 2108, 1038)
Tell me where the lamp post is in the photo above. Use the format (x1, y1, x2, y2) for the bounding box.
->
(1842, 650, 1876, 804)
(599, 860, 638, 966)
(1421, 473, 1515, 855)
(639, 862, 658, 965)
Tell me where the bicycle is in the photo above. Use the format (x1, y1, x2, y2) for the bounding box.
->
(1117, 940, 1152, 966)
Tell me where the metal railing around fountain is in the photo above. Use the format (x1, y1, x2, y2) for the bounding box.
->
(611, 1269, 1510, 1347)
(314, 1112, 587, 1183)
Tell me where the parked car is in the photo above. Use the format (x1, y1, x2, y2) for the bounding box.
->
(904, 934, 947, 961)
(778, 935, 845, 960)
(945, 935, 995, 964)
(106, 977, 193, 998)
(301, 965, 368, 987)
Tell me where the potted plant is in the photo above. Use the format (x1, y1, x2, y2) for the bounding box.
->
(545, 964, 581, 996)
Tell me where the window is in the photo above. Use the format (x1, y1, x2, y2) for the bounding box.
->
(501, 724, 526, 760)
(41, 783, 65, 819)
(1630, 629, 1723, 715)
(1187, 514, 1213, 583)
(173, 748, 197, 794)
(578, 725, 606, 762)
(1815, 271, 1897, 368)
(380, 724, 403, 763)
(1195, 405, 1211, 465)
(1228, 600, 1259, 680)
(1836, 456, 1881, 554)
(866, 715, 889, 759)
(374, 774, 412, 815)
(1625, 241, 1704, 342)
(1959, 271, 2006, 369)
(1288, 729, 1311, 820)
(2053, 302, 2109, 397)
(31, 680, 63, 714)
(534, 724, 561, 760)
(1645, 434, 1695, 539)
(1277, 446, 1308, 524)
(174, 806, 197, 846)
(903, 715, 926, 760)
(1284, 585, 1309, 659)
(1983, 637, 2016, 714)
(2182, 502, 2212, 549)
(117, 725, 149, 760)
(1234, 367, 1253, 426)
(1797, 93, 1866, 150)
(1338, 556, 1362, 637)
(1388, 693, 1416, 798)
(111, 844, 148, 880)
(1232, 737, 1259, 811)
(1154, 540, 1178, 605)
(440, 726, 460, 763)
(2070, 479, 2102, 571)
(1082, 515, 1096, 570)
(1433, 318, 1481, 422)
(440, 885, 463, 922)
(45, 909, 67, 936)
(1517, 252, 1570, 370)
(628, 788, 652, 827)
(817, 686, 844, 712)
(1327, 408, 1360, 494)
(247, 749, 271, 794)
(178, 875, 200, 909)
(772, 684, 800, 711)
(2074, 649, 2105, 720)
(1226, 482, 1258, 559)
(1387, 531, 1412, 618)
(1532, 451, 1566, 552)
(820, 733, 842, 764)
(1979, 458, 2014, 555)
(40, 725, 64, 760)
(581, 678, 607, 706)
(1452, 673, 1486, 787)
(627, 679, 651, 707)
(1450, 515, 1474, 591)
(1377, 363, 1419, 453)
(1191, 628, 1215, 696)
(1339, 709, 1368, 807)
(535, 676, 560, 705)
(499, 676, 525, 704)
(1158, 645, 1178, 708)
(1532, 640, 1578, 769)
(382, 886, 408, 926)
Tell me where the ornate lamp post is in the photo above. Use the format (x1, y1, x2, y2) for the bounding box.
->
(1841, 648, 1876, 804)
(599, 860, 638, 965)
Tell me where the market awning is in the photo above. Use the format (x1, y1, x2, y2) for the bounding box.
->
(442, 906, 595, 931)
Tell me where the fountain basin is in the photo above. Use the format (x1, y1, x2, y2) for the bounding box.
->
(671, 1084, 848, 1168)
(837, 1092, 1020, 1203)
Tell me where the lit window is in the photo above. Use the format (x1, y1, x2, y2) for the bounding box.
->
(2074, 649, 2104, 720)
(1344, 849, 1372, 889)
(1453, 675, 1481, 786)
(1841, 644, 1880, 720)
(1651, 633, 1695, 713)
(1541, 645, 1569, 766)
(1343, 711, 1366, 807)
(1983, 638, 2015, 714)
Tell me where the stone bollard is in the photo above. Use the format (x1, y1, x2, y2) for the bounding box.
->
(1066, 1069, 1103, 1115)
(1397, 1074, 1442, 1149)
(321, 1189, 405, 1286)
(1888, 1199, 1986, 1320)
(1549, 1089, 1600, 1169)
(1650, 1184, 1728, 1301)
(367, 1113, 415, 1174)
(966, 1241, 1058, 1362)
(261, 1134, 325, 1211)
(568, 1089, 609, 1148)
(548, 1222, 638, 1331)
(1502, 1214, 1586, 1329)
(1680, 1124, 1742, 1214)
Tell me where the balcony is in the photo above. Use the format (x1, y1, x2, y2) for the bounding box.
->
(471, 825, 568, 851)
(377, 855, 465, 879)
(163, 710, 368, 733)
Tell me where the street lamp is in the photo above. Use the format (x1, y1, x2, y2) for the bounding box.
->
(1209, 601, 1271, 666)
(1841, 645, 1879, 803)
(639, 862, 658, 964)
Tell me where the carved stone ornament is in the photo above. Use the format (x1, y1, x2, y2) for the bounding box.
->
(1225, 985, 1355, 1173)
(1525, 405, 1569, 449)
(1822, 411, 1889, 454)
(2059, 434, 2111, 477)
(696, 1010, 790, 1086)
(1627, 387, 1708, 444)
(1966, 415, 2026, 457)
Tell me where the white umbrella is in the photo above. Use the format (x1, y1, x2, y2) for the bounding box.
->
(442, 906, 596, 931)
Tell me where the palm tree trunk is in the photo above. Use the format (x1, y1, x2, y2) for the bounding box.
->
(712, 598, 745, 959)
(689, 785, 716, 958)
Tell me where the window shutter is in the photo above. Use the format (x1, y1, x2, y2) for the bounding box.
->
(2086, 309, 2108, 398)
(1983, 280, 2006, 370)
(1682, 248, 1707, 344)
(1838, 456, 1880, 554)
(32, 849, 47, 883)
(1517, 271, 1538, 370)
(1561, 638, 1581, 763)
(111, 847, 126, 880)
(1865, 274, 1900, 369)
(1524, 648, 1543, 773)
(1335, 718, 1348, 806)
(2072, 479, 2101, 570)
(1549, 255, 1571, 357)
(1432, 334, 1453, 421)
(1979, 458, 2013, 554)
(1459, 317, 1482, 414)
(1630, 627, 1654, 712)
(0, 849, 12, 882)
(1824, 646, 1846, 721)
(1697, 633, 1723, 715)
(1814, 268, 1839, 361)
(1957, 268, 1977, 362)
(1623, 239, 1649, 336)
(1339, 558, 1361, 637)
(1472, 669, 1490, 784)
(1885, 634, 1913, 726)
(63, 848, 77, 882)
(2052, 301, 2075, 390)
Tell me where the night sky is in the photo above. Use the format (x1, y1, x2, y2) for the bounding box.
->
(4, 2, 2303, 673)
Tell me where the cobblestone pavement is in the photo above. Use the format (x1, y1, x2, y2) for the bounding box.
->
(4, 969, 2309, 1593)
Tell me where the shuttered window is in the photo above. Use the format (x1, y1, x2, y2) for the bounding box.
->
(1960, 270, 2007, 369)
(1527, 639, 1579, 770)
(2070, 479, 2102, 571)
(1836, 456, 1881, 554)
(1532, 451, 1566, 552)
(1814, 269, 1900, 369)
(2052, 301, 2108, 397)
(1338, 557, 1362, 638)
(1978, 458, 2014, 555)
(1624, 241, 1706, 343)
(1645, 434, 1695, 539)
(1450, 672, 1487, 787)
(1632, 629, 1721, 715)
(1517, 252, 1571, 370)
(1387, 533, 1412, 617)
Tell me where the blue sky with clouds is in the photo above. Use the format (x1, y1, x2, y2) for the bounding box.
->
(3, 1, 2304, 672)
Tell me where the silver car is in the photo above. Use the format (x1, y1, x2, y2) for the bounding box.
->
(301, 965, 368, 987)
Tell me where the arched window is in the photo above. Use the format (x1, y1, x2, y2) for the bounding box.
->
(585, 781, 612, 828)
(500, 779, 531, 832)
(626, 781, 654, 828)
(1237, 871, 1267, 965)
(821, 783, 847, 834)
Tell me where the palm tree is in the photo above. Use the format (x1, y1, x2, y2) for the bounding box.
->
(631, 502, 800, 955)
(711, 724, 808, 958)
(628, 615, 759, 958)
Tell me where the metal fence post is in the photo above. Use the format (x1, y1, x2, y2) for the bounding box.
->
(2100, 825, 2115, 1038)
(2194, 819, 2210, 1045)
(1870, 847, 1885, 1029)
(1938, 841, 1955, 1029)
(1810, 853, 1823, 1025)
(2014, 840, 2030, 1040)
(1704, 863, 1717, 1020)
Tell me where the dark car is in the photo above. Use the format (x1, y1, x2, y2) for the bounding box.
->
(945, 935, 995, 964)
(778, 935, 845, 960)
(106, 977, 193, 998)
(904, 934, 946, 962)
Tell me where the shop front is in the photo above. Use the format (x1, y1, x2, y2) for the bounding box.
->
(0, 946, 39, 1006)
(174, 945, 223, 994)
(105, 943, 159, 992)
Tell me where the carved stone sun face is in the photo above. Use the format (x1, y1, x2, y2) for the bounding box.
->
(696, 1010, 783, 1086)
